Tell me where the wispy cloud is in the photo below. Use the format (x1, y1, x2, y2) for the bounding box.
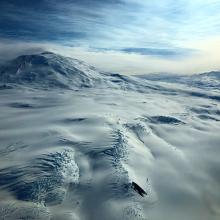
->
(0, 0, 220, 73)
(0, 37, 219, 75)
(119, 47, 195, 58)
(1, 0, 220, 47)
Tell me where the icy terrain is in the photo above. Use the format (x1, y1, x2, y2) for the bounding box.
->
(0, 52, 220, 220)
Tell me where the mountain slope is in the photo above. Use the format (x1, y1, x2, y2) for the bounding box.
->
(1, 51, 220, 101)
(0, 52, 177, 93)
(0, 51, 107, 89)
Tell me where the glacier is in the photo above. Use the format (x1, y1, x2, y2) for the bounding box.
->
(0, 52, 220, 220)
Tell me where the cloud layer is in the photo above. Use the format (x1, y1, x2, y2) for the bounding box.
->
(0, 0, 220, 74)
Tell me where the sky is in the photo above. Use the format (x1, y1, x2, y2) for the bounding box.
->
(0, 0, 220, 74)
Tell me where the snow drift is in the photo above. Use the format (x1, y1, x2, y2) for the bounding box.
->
(0, 52, 220, 220)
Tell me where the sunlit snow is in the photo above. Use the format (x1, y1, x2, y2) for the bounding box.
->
(0, 52, 219, 220)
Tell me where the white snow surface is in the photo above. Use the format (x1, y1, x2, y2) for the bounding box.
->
(0, 52, 220, 220)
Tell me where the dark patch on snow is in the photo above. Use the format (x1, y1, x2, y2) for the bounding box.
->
(146, 116, 184, 125)
(0, 84, 14, 90)
(8, 102, 35, 109)
(197, 114, 220, 121)
(191, 107, 220, 116)
(131, 182, 147, 197)
(61, 117, 87, 124)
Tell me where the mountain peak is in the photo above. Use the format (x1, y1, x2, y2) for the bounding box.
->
(0, 52, 103, 89)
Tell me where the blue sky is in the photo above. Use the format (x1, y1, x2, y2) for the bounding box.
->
(0, 0, 220, 74)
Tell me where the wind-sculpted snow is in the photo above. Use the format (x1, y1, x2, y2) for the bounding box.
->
(0, 53, 220, 220)
(0, 149, 79, 206)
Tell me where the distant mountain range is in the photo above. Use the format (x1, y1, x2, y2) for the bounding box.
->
(0, 51, 219, 91)
(137, 71, 220, 89)
(0, 51, 159, 91)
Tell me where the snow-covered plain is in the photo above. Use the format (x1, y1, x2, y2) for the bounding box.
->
(0, 52, 220, 220)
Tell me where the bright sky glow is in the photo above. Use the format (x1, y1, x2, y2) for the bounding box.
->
(0, 0, 220, 74)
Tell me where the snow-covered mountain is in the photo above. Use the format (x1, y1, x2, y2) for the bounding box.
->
(0, 51, 156, 92)
(1, 51, 219, 94)
(1, 51, 219, 93)
(0, 51, 107, 89)
(137, 71, 220, 90)
(0, 52, 220, 220)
